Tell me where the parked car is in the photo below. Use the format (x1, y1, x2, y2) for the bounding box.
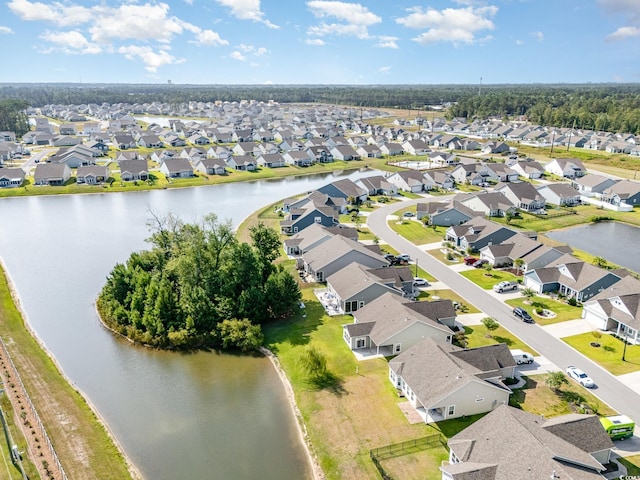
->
(510, 349, 534, 365)
(493, 281, 519, 293)
(396, 254, 411, 262)
(402, 211, 415, 217)
(412, 278, 428, 287)
(513, 307, 534, 323)
(566, 366, 595, 388)
(473, 259, 488, 268)
(463, 256, 478, 265)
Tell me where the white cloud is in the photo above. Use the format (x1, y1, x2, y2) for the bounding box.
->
(8, 0, 92, 26)
(215, 0, 278, 29)
(606, 25, 640, 41)
(230, 51, 246, 61)
(515, 39, 523, 45)
(255, 47, 268, 56)
(376, 35, 398, 49)
(306, 1, 381, 40)
(379, 66, 391, 74)
(40, 30, 102, 54)
(305, 38, 325, 45)
(0, 26, 14, 34)
(530, 31, 544, 42)
(396, 5, 497, 46)
(118, 45, 185, 72)
(181, 23, 229, 46)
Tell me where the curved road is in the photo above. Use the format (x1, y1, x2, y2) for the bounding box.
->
(367, 197, 640, 424)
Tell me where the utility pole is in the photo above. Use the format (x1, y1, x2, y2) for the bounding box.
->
(478, 77, 482, 96)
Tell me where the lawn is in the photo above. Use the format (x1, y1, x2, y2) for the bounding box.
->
(505, 296, 583, 325)
(509, 374, 616, 417)
(562, 332, 640, 376)
(459, 269, 520, 289)
(426, 247, 461, 264)
(387, 219, 447, 245)
(463, 324, 537, 354)
(263, 288, 445, 480)
(417, 289, 481, 314)
(618, 455, 640, 475)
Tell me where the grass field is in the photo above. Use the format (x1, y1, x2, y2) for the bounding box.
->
(562, 332, 640, 376)
(459, 269, 520, 289)
(387, 218, 447, 245)
(505, 296, 583, 325)
(463, 324, 537, 354)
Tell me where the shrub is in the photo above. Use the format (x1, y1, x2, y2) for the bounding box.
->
(567, 297, 578, 307)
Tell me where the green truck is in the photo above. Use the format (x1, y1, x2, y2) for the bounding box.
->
(600, 415, 635, 440)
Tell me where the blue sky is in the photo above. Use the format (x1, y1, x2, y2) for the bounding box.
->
(1, 0, 639, 84)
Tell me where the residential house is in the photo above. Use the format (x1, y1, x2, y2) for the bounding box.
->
(479, 233, 542, 268)
(509, 159, 545, 179)
(76, 165, 109, 184)
(305, 146, 334, 163)
(545, 158, 587, 178)
(484, 163, 519, 182)
(232, 141, 260, 157)
(379, 142, 404, 156)
(601, 180, 640, 207)
(330, 145, 360, 161)
(356, 175, 398, 196)
(0, 168, 25, 188)
(119, 160, 149, 181)
(445, 217, 517, 252)
(34, 163, 72, 186)
(387, 170, 432, 193)
(188, 133, 210, 145)
(495, 182, 546, 212)
(256, 153, 286, 168)
(450, 163, 499, 186)
(402, 139, 430, 155)
(416, 200, 480, 226)
(572, 174, 617, 196)
(138, 135, 164, 148)
(356, 145, 382, 158)
(283, 223, 357, 256)
(316, 178, 368, 204)
(537, 182, 582, 207)
(423, 170, 455, 190)
(520, 244, 572, 274)
(524, 254, 622, 301)
(283, 150, 312, 167)
(160, 158, 194, 178)
(343, 294, 455, 355)
(280, 199, 339, 236)
(327, 264, 412, 315)
(582, 276, 640, 344)
(193, 158, 227, 175)
(58, 123, 77, 135)
(456, 191, 516, 217)
(227, 155, 257, 171)
(389, 338, 514, 423)
(481, 141, 510, 154)
(441, 404, 614, 480)
(300, 235, 388, 282)
(112, 134, 137, 150)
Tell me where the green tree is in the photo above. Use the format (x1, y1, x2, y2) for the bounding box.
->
(217, 319, 263, 352)
(298, 345, 327, 379)
(545, 371, 569, 392)
(521, 287, 536, 302)
(593, 256, 608, 269)
(0, 99, 30, 138)
(514, 258, 524, 276)
(264, 268, 301, 320)
(481, 317, 499, 335)
(250, 222, 282, 281)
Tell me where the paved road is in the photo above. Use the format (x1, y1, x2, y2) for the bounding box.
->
(367, 197, 640, 425)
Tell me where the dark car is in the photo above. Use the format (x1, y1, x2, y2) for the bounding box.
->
(473, 259, 488, 268)
(463, 256, 478, 266)
(513, 307, 534, 323)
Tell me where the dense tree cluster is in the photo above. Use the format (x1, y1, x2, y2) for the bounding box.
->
(0, 99, 30, 137)
(97, 213, 301, 351)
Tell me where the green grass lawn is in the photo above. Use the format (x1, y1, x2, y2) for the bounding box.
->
(618, 455, 640, 475)
(426, 247, 461, 264)
(463, 324, 537, 354)
(509, 375, 616, 417)
(562, 332, 640, 376)
(459, 269, 520, 289)
(505, 296, 583, 325)
(387, 219, 447, 245)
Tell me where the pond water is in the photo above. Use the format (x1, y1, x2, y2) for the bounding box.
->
(0, 169, 377, 480)
(545, 221, 640, 273)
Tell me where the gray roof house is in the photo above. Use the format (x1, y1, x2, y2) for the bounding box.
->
(572, 174, 618, 195)
(445, 217, 518, 252)
(326, 264, 412, 314)
(495, 182, 546, 212)
(441, 404, 614, 480)
(479, 233, 543, 268)
(227, 155, 256, 171)
(387, 170, 433, 192)
(160, 158, 194, 178)
(193, 158, 227, 175)
(316, 178, 368, 204)
(545, 157, 587, 178)
(256, 153, 286, 168)
(519, 244, 572, 274)
(524, 254, 623, 302)
(119, 160, 149, 181)
(536, 182, 582, 207)
(356, 175, 398, 196)
(456, 191, 516, 217)
(582, 275, 640, 345)
(416, 200, 481, 226)
(34, 163, 71, 186)
(601, 180, 640, 207)
(76, 165, 109, 184)
(0, 168, 25, 188)
(301, 235, 388, 282)
(330, 145, 361, 161)
(283, 223, 357, 256)
(510, 159, 545, 179)
(344, 294, 455, 356)
(389, 338, 513, 423)
(280, 200, 339, 236)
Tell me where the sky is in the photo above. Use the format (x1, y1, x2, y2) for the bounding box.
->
(1, 0, 639, 85)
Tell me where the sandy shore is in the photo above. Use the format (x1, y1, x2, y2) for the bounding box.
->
(260, 346, 325, 480)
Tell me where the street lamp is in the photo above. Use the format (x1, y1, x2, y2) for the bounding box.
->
(622, 327, 629, 362)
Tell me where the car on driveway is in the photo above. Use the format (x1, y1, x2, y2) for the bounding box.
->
(566, 366, 595, 388)
(402, 211, 415, 217)
(513, 307, 534, 323)
(396, 254, 411, 262)
(412, 277, 429, 287)
(473, 259, 488, 268)
(463, 256, 478, 265)
(493, 281, 519, 293)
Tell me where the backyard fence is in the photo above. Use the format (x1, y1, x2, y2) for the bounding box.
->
(370, 433, 447, 479)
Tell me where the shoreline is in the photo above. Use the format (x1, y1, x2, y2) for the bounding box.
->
(0, 258, 142, 480)
(259, 346, 325, 480)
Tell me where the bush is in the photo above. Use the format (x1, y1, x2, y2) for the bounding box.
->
(567, 297, 578, 307)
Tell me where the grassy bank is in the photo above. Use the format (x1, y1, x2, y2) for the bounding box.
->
(0, 264, 135, 480)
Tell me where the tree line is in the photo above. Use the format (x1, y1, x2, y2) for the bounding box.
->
(96, 213, 301, 351)
(0, 99, 30, 137)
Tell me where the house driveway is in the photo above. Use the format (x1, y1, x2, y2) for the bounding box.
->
(516, 356, 562, 375)
(541, 318, 597, 339)
(616, 371, 640, 400)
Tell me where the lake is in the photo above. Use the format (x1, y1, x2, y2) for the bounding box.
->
(545, 221, 640, 273)
(0, 169, 377, 479)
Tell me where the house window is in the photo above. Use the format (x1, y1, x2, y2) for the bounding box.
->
(448, 405, 455, 416)
(345, 301, 358, 313)
(356, 338, 366, 349)
(394, 343, 402, 354)
(314, 216, 322, 224)
(358, 301, 365, 309)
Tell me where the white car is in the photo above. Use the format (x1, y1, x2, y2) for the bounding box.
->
(413, 278, 429, 287)
(493, 281, 519, 293)
(566, 366, 595, 388)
